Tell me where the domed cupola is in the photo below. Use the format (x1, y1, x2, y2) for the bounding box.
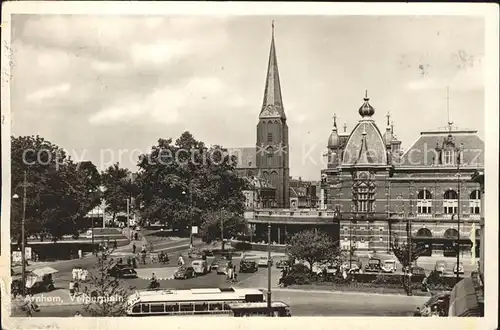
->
(327, 113, 340, 149)
(358, 90, 375, 118)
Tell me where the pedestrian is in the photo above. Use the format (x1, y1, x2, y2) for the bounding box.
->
(72, 268, 78, 281)
(413, 307, 422, 316)
(233, 265, 238, 282)
(69, 280, 75, 297)
(78, 249, 83, 259)
(127, 257, 132, 267)
(134, 232, 138, 241)
(113, 239, 117, 250)
(132, 257, 137, 268)
(132, 243, 136, 254)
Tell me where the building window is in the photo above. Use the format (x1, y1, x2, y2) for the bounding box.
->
(443, 190, 458, 214)
(344, 237, 348, 241)
(355, 185, 373, 212)
(267, 133, 273, 143)
(417, 189, 433, 214)
(360, 237, 365, 243)
(379, 227, 383, 232)
(443, 150, 453, 165)
(379, 237, 383, 242)
(360, 227, 365, 231)
(469, 190, 481, 214)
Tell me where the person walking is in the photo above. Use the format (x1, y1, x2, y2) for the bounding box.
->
(132, 243, 136, 254)
(113, 239, 117, 250)
(69, 280, 75, 297)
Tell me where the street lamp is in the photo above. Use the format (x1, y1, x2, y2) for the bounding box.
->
(267, 221, 272, 316)
(456, 145, 462, 284)
(12, 170, 27, 296)
(182, 188, 194, 247)
(88, 189, 95, 245)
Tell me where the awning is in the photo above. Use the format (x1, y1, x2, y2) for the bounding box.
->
(448, 277, 482, 317)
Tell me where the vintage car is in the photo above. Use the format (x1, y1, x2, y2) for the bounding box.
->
(174, 266, 196, 279)
(453, 262, 464, 274)
(257, 256, 273, 267)
(381, 260, 397, 273)
(364, 258, 382, 273)
(434, 260, 447, 273)
(191, 259, 210, 275)
(217, 260, 231, 275)
(343, 258, 362, 272)
(239, 259, 258, 273)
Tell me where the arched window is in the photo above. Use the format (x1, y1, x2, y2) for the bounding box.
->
(443, 190, 458, 215)
(417, 190, 432, 214)
(469, 189, 481, 214)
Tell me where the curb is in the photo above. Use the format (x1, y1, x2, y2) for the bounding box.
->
(271, 287, 432, 298)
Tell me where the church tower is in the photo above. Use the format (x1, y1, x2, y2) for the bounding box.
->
(256, 22, 290, 208)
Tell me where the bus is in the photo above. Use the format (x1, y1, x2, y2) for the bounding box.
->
(228, 301, 291, 317)
(126, 287, 265, 316)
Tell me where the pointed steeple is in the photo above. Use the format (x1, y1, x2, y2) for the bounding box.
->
(259, 21, 286, 119)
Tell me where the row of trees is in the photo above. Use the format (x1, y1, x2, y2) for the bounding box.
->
(11, 132, 249, 244)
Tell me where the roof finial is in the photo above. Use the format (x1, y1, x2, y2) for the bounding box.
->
(333, 113, 337, 128)
(364, 89, 369, 101)
(386, 112, 391, 126)
(343, 122, 347, 133)
(391, 120, 394, 134)
(272, 20, 275, 37)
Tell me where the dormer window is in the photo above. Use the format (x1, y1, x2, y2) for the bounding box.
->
(267, 133, 273, 143)
(443, 150, 454, 165)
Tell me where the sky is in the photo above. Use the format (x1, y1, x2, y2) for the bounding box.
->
(10, 15, 485, 180)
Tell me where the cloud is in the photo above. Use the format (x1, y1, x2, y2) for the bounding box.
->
(88, 76, 230, 126)
(26, 83, 71, 102)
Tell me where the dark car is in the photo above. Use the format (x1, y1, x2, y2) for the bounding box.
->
(108, 264, 137, 278)
(411, 266, 427, 277)
(364, 258, 382, 273)
(174, 266, 196, 280)
(239, 260, 258, 273)
(210, 258, 221, 271)
(202, 249, 214, 257)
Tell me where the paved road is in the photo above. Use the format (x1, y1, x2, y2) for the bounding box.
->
(11, 288, 426, 317)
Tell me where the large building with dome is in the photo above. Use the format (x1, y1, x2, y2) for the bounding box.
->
(232, 25, 484, 258)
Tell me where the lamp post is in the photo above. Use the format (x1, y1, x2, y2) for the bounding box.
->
(220, 207, 225, 252)
(13, 171, 27, 296)
(407, 181, 414, 296)
(182, 187, 194, 248)
(456, 146, 462, 284)
(267, 221, 272, 316)
(88, 189, 95, 245)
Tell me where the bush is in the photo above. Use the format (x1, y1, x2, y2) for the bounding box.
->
(283, 263, 312, 285)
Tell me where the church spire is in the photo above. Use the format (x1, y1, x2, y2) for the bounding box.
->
(259, 21, 286, 119)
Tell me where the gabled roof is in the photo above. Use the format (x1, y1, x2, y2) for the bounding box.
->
(399, 129, 484, 167)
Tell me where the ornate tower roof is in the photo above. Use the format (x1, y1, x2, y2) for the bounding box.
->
(327, 113, 340, 149)
(342, 93, 387, 166)
(383, 112, 393, 146)
(259, 21, 286, 120)
(358, 90, 375, 118)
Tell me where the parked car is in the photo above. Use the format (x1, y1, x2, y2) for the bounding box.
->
(453, 262, 464, 274)
(174, 266, 196, 280)
(434, 260, 447, 273)
(202, 249, 214, 257)
(364, 258, 382, 273)
(239, 259, 258, 273)
(410, 266, 426, 277)
(343, 258, 362, 272)
(257, 256, 273, 267)
(217, 260, 231, 275)
(191, 259, 210, 275)
(381, 260, 397, 273)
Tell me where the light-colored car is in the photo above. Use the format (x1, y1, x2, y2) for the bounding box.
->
(381, 260, 397, 273)
(84, 230, 93, 239)
(257, 256, 273, 267)
(191, 259, 209, 275)
(435, 260, 447, 273)
(453, 262, 464, 274)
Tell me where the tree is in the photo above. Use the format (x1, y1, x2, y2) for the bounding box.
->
(136, 131, 247, 232)
(11, 135, 100, 242)
(391, 241, 425, 269)
(82, 248, 135, 316)
(101, 163, 133, 223)
(286, 229, 338, 272)
(199, 209, 248, 246)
